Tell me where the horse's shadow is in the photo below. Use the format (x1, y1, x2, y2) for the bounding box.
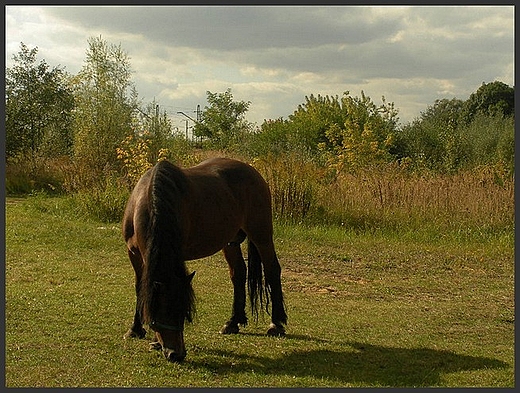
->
(186, 334, 509, 387)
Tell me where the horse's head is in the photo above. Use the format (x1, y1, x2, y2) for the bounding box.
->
(148, 271, 195, 362)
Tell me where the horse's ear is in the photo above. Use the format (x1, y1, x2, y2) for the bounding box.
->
(186, 271, 195, 283)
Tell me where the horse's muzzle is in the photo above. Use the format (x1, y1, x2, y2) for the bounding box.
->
(163, 347, 187, 362)
(154, 328, 187, 362)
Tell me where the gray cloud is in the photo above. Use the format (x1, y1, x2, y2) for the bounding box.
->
(6, 5, 514, 125)
(47, 6, 404, 50)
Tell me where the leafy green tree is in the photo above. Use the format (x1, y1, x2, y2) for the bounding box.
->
(193, 89, 252, 150)
(459, 113, 514, 172)
(250, 118, 295, 157)
(70, 36, 137, 188)
(5, 43, 74, 167)
(463, 81, 514, 121)
(420, 98, 465, 127)
(288, 94, 346, 153)
(254, 91, 398, 171)
(394, 98, 466, 172)
(396, 82, 514, 173)
(460, 81, 514, 173)
(321, 92, 399, 172)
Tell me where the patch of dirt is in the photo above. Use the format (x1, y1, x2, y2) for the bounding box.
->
(282, 267, 370, 296)
(5, 198, 26, 205)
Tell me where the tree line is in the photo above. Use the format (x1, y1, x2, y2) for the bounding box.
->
(239, 84, 513, 176)
(5, 37, 514, 195)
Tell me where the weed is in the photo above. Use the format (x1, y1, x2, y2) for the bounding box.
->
(5, 155, 71, 195)
(256, 159, 513, 238)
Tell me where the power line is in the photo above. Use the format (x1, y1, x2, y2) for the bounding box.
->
(176, 111, 197, 123)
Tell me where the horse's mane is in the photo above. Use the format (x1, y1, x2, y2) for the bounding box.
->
(140, 160, 196, 325)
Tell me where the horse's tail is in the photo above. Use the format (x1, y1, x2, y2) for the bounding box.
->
(247, 239, 270, 321)
(140, 160, 195, 325)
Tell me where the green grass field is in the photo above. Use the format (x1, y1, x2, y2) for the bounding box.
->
(4, 196, 514, 387)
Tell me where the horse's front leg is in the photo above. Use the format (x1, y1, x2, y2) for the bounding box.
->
(124, 248, 147, 339)
(220, 242, 248, 334)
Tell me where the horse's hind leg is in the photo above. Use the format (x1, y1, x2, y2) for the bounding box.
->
(220, 232, 248, 334)
(124, 248, 147, 339)
(249, 239, 287, 336)
(265, 252, 288, 336)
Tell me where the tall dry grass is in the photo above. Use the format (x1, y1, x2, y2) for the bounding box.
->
(6, 150, 513, 238)
(253, 156, 514, 237)
(5, 156, 72, 195)
(326, 165, 513, 231)
(253, 154, 318, 221)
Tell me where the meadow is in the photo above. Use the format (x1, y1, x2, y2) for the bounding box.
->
(6, 40, 514, 387)
(4, 165, 514, 387)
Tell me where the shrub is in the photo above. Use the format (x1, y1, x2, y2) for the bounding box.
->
(70, 176, 129, 223)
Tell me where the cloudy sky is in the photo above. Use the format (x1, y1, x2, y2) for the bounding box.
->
(5, 5, 514, 131)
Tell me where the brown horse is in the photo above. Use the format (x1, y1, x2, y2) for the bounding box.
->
(122, 157, 287, 362)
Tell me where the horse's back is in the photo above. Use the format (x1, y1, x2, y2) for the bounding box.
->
(188, 157, 264, 181)
(187, 157, 269, 198)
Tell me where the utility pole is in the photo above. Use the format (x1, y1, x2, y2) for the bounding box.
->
(153, 104, 159, 134)
(177, 107, 201, 142)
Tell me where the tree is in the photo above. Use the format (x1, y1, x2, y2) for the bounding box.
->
(395, 82, 515, 173)
(459, 112, 514, 173)
(394, 98, 466, 172)
(254, 94, 348, 159)
(70, 36, 137, 188)
(5, 43, 74, 167)
(254, 91, 399, 171)
(321, 92, 399, 172)
(463, 81, 514, 121)
(193, 89, 252, 150)
(250, 118, 296, 157)
(288, 94, 346, 153)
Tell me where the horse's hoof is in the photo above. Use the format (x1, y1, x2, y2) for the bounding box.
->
(124, 328, 146, 339)
(220, 322, 240, 334)
(149, 341, 162, 351)
(267, 323, 286, 337)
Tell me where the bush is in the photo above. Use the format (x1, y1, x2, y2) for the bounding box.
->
(459, 113, 514, 172)
(70, 176, 129, 223)
(5, 155, 71, 196)
(395, 102, 514, 174)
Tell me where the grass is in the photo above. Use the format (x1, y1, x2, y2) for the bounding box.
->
(256, 158, 514, 238)
(4, 196, 514, 387)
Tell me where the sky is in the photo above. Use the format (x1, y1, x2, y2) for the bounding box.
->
(5, 5, 515, 132)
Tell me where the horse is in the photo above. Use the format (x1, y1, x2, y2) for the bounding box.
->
(122, 157, 287, 362)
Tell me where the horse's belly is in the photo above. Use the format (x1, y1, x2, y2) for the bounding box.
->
(183, 242, 227, 261)
(183, 225, 240, 261)
(184, 248, 221, 261)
